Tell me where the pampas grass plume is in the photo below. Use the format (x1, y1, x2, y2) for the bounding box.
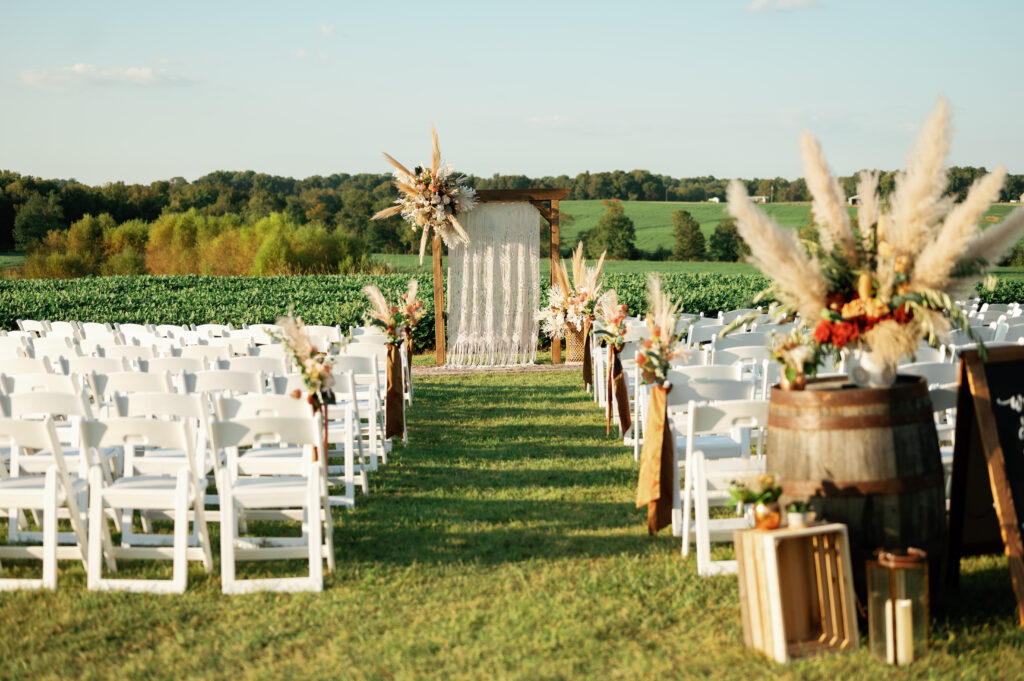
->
(800, 132, 856, 261)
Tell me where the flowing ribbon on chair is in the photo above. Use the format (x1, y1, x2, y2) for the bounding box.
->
(606, 344, 632, 437)
(582, 317, 593, 389)
(635, 383, 674, 534)
(385, 343, 405, 440)
(404, 334, 413, 393)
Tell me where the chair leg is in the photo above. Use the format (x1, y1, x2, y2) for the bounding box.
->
(170, 469, 189, 593)
(695, 452, 712, 576)
(88, 465, 105, 589)
(307, 478, 323, 591)
(42, 467, 58, 590)
(681, 453, 693, 557)
(219, 472, 236, 594)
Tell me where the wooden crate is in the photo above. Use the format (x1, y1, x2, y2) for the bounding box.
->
(735, 523, 858, 663)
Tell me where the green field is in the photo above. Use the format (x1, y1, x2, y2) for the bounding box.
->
(372, 254, 759, 276)
(0, 251, 25, 271)
(558, 200, 1019, 253)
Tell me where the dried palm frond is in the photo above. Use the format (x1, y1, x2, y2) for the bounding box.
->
(596, 289, 620, 322)
(570, 241, 586, 289)
(383, 152, 415, 181)
(431, 125, 440, 174)
(726, 180, 828, 322)
(362, 284, 392, 325)
(801, 132, 857, 262)
(447, 213, 469, 244)
(646, 274, 682, 346)
(911, 166, 1007, 291)
(552, 258, 572, 299)
(584, 250, 606, 295)
(406, 277, 418, 304)
(888, 98, 953, 256)
(856, 170, 881, 251)
(371, 205, 403, 221)
(275, 313, 313, 360)
(952, 206, 1024, 294)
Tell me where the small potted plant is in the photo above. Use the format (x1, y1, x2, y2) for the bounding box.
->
(729, 474, 783, 530)
(786, 500, 815, 528)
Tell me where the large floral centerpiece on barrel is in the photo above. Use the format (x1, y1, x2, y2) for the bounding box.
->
(371, 126, 477, 263)
(537, 241, 605, 364)
(727, 99, 1024, 387)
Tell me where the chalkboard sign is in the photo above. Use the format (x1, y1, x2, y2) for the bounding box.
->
(947, 345, 1024, 627)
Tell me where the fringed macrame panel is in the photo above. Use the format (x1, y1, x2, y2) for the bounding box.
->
(446, 202, 539, 367)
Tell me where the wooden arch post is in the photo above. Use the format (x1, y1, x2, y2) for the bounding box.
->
(432, 187, 572, 366)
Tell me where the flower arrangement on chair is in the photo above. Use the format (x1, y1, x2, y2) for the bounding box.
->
(594, 289, 629, 351)
(400, 278, 426, 353)
(362, 284, 410, 441)
(725, 99, 1024, 388)
(370, 126, 477, 264)
(273, 313, 335, 410)
(636, 275, 688, 388)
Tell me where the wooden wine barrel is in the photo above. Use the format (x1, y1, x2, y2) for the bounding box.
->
(767, 375, 946, 604)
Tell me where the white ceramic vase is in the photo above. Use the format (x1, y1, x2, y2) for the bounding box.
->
(846, 347, 896, 388)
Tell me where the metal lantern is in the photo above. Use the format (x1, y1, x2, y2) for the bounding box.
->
(866, 548, 929, 665)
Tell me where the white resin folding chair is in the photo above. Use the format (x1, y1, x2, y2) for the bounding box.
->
(713, 346, 774, 389)
(218, 355, 289, 377)
(89, 371, 174, 415)
(183, 370, 265, 397)
(65, 356, 130, 380)
(0, 336, 31, 359)
(254, 343, 288, 361)
(114, 323, 154, 339)
(686, 323, 726, 349)
(0, 357, 55, 376)
(102, 344, 156, 368)
(47, 321, 82, 340)
(151, 324, 189, 339)
(2, 372, 83, 396)
(0, 417, 93, 590)
(16, 319, 49, 336)
(192, 323, 233, 337)
(683, 400, 769, 576)
(83, 418, 213, 593)
(180, 345, 230, 365)
(29, 336, 82, 362)
(665, 374, 757, 537)
(210, 415, 333, 594)
(206, 336, 255, 357)
(241, 324, 283, 346)
(329, 354, 387, 463)
(898, 361, 959, 388)
(141, 356, 206, 376)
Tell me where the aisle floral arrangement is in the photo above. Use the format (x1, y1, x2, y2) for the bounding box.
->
(273, 313, 335, 409)
(726, 98, 1024, 385)
(594, 289, 629, 350)
(401, 278, 426, 346)
(537, 241, 606, 340)
(362, 283, 408, 343)
(636, 275, 688, 387)
(371, 126, 478, 263)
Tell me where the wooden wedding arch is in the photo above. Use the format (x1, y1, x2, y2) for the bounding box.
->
(431, 187, 571, 366)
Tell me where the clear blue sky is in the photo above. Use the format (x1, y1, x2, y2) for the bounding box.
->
(1, 0, 1021, 185)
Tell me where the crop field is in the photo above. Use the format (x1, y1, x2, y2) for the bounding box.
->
(557, 200, 1019, 253)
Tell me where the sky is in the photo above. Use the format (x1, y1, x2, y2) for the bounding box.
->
(1, 0, 1022, 186)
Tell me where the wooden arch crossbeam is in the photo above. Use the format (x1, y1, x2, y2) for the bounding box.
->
(432, 187, 572, 366)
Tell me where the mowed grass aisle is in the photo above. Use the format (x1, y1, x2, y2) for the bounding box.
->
(3, 370, 1024, 680)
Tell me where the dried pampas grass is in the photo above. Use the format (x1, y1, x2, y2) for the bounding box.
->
(362, 284, 392, 325)
(911, 166, 1007, 291)
(596, 289, 620, 322)
(801, 132, 856, 261)
(856, 170, 881, 251)
(861, 319, 919, 369)
(275, 313, 313, 360)
(726, 180, 828, 322)
(888, 98, 954, 256)
(646, 274, 682, 346)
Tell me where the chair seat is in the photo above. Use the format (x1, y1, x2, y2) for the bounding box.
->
(18, 447, 118, 475)
(673, 434, 742, 459)
(236, 446, 306, 475)
(132, 448, 213, 476)
(0, 475, 86, 506)
(230, 476, 312, 508)
(102, 475, 194, 508)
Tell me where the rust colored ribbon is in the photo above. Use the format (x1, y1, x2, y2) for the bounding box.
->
(636, 384, 674, 534)
(606, 344, 632, 437)
(582, 317, 593, 389)
(385, 342, 405, 440)
(404, 334, 413, 393)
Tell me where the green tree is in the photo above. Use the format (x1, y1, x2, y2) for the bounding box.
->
(582, 200, 635, 259)
(707, 217, 746, 262)
(671, 210, 705, 261)
(13, 192, 63, 250)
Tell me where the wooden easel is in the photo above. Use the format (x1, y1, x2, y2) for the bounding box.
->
(946, 345, 1024, 626)
(431, 187, 571, 366)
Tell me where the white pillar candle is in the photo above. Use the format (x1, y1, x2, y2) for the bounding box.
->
(895, 598, 915, 665)
(884, 599, 895, 664)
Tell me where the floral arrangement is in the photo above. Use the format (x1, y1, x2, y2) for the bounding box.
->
(728, 474, 782, 507)
(401, 278, 426, 338)
(636, 275, 688, 386)
(770, 327, 821, 390)
(726, 99, 1024, 376)
(362, 284, 406, 344)
(273, 313, 335, 409)
(371, 126, 477, 263)
(537, 241, 606, 340)
(594, 289, 629, 350)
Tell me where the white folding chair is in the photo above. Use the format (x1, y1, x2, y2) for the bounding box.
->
(898, 361, 959, 388)
(0, 417, 93, 590)
(0, 336, 31, 359)
(0, 357, 55, 376)
(210, 415, 333, 594)
(218, 356, 288, 377)
(83, 417, 213, 593)
(183, 370, 265, 397)
(65, 356, 130, 379)
(681, 400, 769, 576)
(180, 345, 230, 365)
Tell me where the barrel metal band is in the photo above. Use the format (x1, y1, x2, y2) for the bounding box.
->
(768, 405, 932, 430)
(782, 472, 945, 498)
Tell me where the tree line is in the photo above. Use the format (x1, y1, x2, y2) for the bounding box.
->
(4, 166, 1023, 255)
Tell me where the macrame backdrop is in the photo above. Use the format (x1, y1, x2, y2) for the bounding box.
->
(446, 202, 540, 367)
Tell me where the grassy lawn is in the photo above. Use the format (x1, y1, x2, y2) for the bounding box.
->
(0, 251, 25, 271)
(3, 369, 1024, 679)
